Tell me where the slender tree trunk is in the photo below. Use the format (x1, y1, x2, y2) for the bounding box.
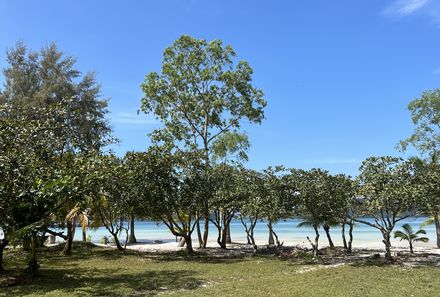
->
(341, 223, 348, 250)
(220, 226, 227, 249)
(225, 223, 231, 244)
(128, 216, 137, 244)
(348, 220, 354, 253)
(185, 236, 193, 253)
(323, 224, 335, 248)
(215, 221, 224, 248)
(111, 232, 124, 251)
(178, 237, 186, 247)
(26, 234, 39, 274)
(272, 229, 282, 246)
(196, 217, 203, 248)
(240, 216, 252, 244)
(268, 221, 275, 245)
(434, 214, 440, 249)
(63, 221, 74, 256)
(313, 224, 320, 258)
(202, 212, 209, 248)
(382, 230, 392, 261)
(409, 241, 414, 253)
(0, 238, 9, 272)
(202, 144, 210, 249)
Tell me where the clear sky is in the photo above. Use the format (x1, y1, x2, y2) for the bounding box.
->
(1, 0, 439, 176)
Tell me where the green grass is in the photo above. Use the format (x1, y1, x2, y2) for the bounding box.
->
(1, 243, 440, 296)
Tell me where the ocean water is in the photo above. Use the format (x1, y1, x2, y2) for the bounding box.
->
(64, 217, 437, 248)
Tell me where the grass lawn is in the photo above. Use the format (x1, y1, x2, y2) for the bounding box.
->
(1, 242, 439, 296)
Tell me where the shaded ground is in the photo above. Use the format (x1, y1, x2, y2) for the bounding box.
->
(1, 242, 440, 296)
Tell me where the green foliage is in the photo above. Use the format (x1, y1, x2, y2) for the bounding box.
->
(140, 35, 266, 162)
(399, 89, 440, 154)
(0, 42, 114, 152)
(356, 156, 417, 225)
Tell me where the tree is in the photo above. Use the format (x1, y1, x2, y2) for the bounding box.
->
(143, 147, 206, 253)
(0, 102, 75, 272)
(209, 164, 245, 249)
(140, 35, 266, 248)
(355, 157, 417, 261)
(411, 155, 440, 248)
(398, 89, 440, 249)
(329, 174, 356, 253)
(0, 42, 114, 265)
(0, 42, 113, 152)
(394, 224, 429, 253)
(289, 169, 340, 257)
(239, 169, 266, 250)
(88, 155, 129, 252)
(260, 167, 291, 247)
(122, 152, 154, 244)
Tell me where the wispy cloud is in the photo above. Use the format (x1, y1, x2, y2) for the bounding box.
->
(384, 0, 429, 16)
(305, 158, 361, 165)
(112, 112, 159, 125)
(383, 0, 440, 23)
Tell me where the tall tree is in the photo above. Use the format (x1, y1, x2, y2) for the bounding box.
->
(141, 35, 266, 247)
(0, 42, 113, 152)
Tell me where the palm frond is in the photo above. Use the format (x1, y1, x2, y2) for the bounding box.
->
(421, 217, 435, 228)
(414, 237, 429, 243)
(415, 229, 427, 235)
(401, 223, 414, 236)
(394, 230, 408, 241)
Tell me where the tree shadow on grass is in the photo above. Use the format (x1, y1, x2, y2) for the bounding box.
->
(139, 249, 251, 265)
(1, 267, 204, 296)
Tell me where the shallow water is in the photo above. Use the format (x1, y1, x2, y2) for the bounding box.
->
(64, 217, 437, 248)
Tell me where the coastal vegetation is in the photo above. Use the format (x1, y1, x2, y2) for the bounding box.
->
(1, 36, 440, 294)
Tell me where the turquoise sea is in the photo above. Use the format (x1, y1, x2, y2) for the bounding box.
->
(65, 217, 437, 248)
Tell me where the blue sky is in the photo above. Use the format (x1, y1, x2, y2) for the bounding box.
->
(1, 0, 439, 176)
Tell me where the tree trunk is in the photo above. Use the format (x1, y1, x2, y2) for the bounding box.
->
(268, 221, 275, 245)
(196, 217, 203, 248)
(215, 221, 224, 249)
(82, 228, 87, 242)
(63, 221, 74, 256)
(240, 216, 257, 249)
(178, 237, 186, 247)
(272, 229, 282, 246)
(185, 236, 193, 253)
(111, 232, 124, 252)
(26, 234, 39, 274)
(348, 220, 354, 253)
(323, 224, 335, 249)
(341, 223, 348, 250)
(0, 238, 9, 272)
(382, 230, 392, 261)
(128, 216, 137, 244)
(434, 214, 440, 249)
(202, 213, 209, 248)
(409, 241, 414, 253)
(225, 223, 231, 244)
(313, 224, 320, 258)
(249, 219, 257, 250)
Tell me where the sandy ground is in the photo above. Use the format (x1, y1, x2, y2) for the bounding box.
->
(98, 239, 440, 257)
